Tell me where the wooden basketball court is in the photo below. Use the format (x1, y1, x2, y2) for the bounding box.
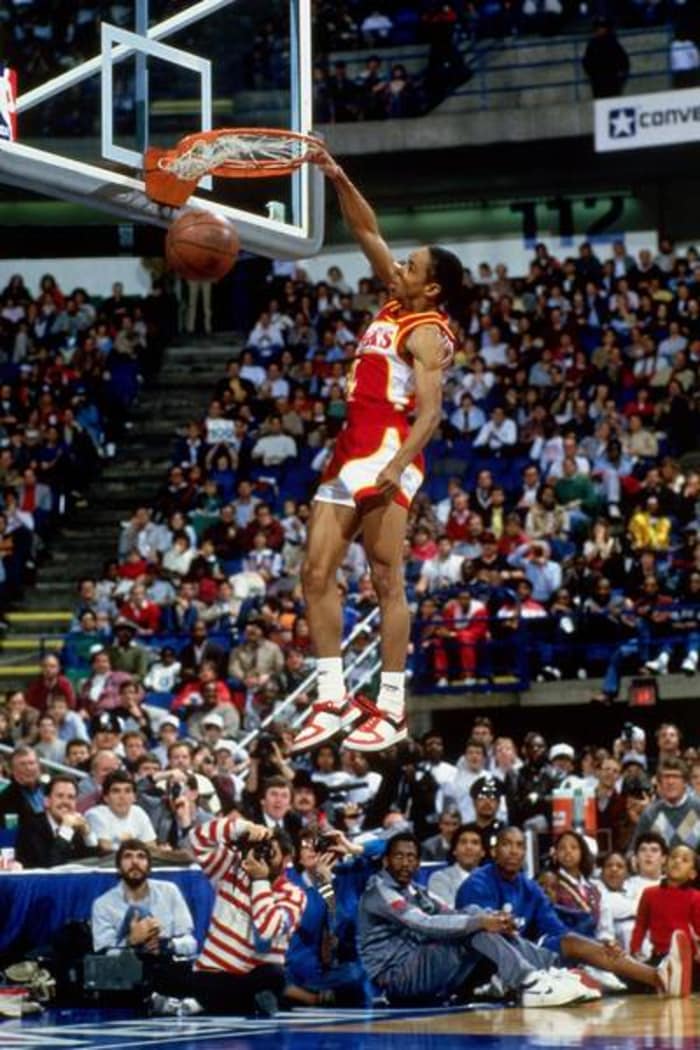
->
(1, 994, 695, 1049)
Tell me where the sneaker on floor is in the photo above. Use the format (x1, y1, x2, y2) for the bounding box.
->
(563, 968, 604, 1000)
(345, 708, 407, 753)
(253, 990, 279, 1018)
(658, 929, 692, 998)
(149, 993, 182, 1016)
(291, 700, 346, 753)
(521, 970, 585, 1008)
(179, 998, 204, 1016)
(580, 966, 626, 993)
(681, 654, 698, 675)
(644, 656, 668, 675)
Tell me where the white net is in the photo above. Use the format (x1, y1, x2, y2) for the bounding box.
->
(158, 130, 314, 181)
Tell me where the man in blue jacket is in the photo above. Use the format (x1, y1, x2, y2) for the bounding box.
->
(456, 826, 690, 997)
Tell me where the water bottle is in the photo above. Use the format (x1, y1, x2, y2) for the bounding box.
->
(572, 787, 584, 832)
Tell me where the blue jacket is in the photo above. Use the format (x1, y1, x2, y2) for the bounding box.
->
(456, 861, 567, 952)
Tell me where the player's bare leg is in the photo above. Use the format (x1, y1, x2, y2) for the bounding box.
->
(292, 500, 360, 752)
(345, 499, 410, 752)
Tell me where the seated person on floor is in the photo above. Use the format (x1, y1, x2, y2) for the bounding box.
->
(357, 831, 602, 1008)
(456, 826, 691, 998)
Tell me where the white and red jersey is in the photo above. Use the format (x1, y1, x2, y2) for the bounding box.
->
(191, 816, 306, 975)
(347, 299, 455, 420)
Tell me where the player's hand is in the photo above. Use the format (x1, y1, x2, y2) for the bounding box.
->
(375, 462, 402, 500)
(306, 145, 341, 180)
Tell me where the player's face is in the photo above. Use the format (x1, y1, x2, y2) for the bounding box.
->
(390, 247, 434, 306)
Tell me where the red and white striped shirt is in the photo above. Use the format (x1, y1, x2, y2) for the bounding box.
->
(191, 816, 306, 975)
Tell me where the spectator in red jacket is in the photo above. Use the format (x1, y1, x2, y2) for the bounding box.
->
(25, 653, 76, 713)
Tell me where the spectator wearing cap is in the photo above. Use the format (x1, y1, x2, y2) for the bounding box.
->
(86, 769, 157, 855)
(427, 821, 485, 907)
(193, 696, 241, 747)
(90, 709, 125, 752)
(633, 758, 700, 851)
(548, 743, 583, 788)
(25, 653, 76, 714)
(470, 776, 506, 855)
(106, 618, 150, 680)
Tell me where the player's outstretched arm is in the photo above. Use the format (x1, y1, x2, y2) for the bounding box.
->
(308, 147, 395, 286)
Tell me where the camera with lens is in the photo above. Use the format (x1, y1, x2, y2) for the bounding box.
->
(169, 781, 185, 802)
(238, 834, 275, 865)
(314, 833, 338, 855)
(255, 732, 276, 760)
(622, 722, 635, 742)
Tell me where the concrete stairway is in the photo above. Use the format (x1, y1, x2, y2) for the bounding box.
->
(437, 26, 671, 113)
(0, 337, 238, 686)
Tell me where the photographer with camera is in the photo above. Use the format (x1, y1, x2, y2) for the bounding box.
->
(154, 770, 211, 857)
(189, 815, 305, 1016)
(243, 728, 295, 802)
(91, 838, 200, 1016)
(286, 829, 367, 1006)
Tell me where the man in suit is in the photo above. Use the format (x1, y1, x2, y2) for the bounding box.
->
(0, 745, 45, 825)
(178, 620, 227, 680)
(15, 774, 98, 868)
(243, 774, 302, 840)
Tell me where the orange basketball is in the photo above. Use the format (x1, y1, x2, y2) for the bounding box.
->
(165, 209, 239, 282)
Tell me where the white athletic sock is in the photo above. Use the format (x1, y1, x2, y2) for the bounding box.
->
(316, 657, 345, 704)
(377, 671, 405, 718)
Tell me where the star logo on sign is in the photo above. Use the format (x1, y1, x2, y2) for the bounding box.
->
(608, 107, 636, 138)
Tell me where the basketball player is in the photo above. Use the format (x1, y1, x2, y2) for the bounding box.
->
(292, 147, 463, 754)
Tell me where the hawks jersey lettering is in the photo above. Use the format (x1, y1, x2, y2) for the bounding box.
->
(348, 299, 455, 414)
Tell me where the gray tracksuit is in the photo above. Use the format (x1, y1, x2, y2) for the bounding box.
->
(358, 869, 556, 1004)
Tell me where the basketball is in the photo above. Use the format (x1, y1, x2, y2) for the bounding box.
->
(165, 210, 239, 282)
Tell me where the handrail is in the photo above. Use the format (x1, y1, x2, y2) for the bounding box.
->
(238, 605, 380, 748)
(0, 742, 88, 780)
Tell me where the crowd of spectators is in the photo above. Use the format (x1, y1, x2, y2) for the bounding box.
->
(0, 271, 176, 609)
(0, 232, 699, 1013)
(2, 714, 700, 1012)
